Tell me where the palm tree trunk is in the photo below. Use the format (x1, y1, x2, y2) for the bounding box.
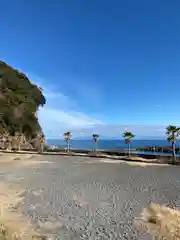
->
(19, 125, 22, 151)
(94, 142, 96, 152)
(128, 143, 131, 157)
(2, 139, 5, 150)
(18, 136, 21, 151)
(67, 141, 70, 152)
(41, 143, 44, 153)
(172, 142, 176, 164)
(8, 137, 12, 151)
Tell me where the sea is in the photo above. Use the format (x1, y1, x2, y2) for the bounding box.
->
(46, 139, 178, 150)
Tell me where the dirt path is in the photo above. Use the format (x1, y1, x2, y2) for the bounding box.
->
(0, 153, 51, 240)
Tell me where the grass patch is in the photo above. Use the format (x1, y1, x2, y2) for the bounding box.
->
(124, 162, 168, 167)
(99, 159, 168, 167)
(136, 203, 180, 239)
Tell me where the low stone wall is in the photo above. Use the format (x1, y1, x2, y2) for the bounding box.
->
(129, 153, 156, 159)
(156, 155, 180, 164)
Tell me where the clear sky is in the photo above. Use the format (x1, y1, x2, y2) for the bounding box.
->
(1, 0, 180, 139)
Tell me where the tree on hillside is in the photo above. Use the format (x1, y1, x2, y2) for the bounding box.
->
(38, 133, 45, 153)
(14, 133, 20, 151)
(166, 125, 180, 164)
(64, 132, 71, 152)
(2, 131, 9, 150)
(123, 131, 135, 157)
(0, 61, 46, 146)
(14, 132, 25, 151)
(0, 124, 8, 149)
(92, 134, 99, 152)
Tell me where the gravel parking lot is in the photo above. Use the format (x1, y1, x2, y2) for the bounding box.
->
(0, 154, 180, 239)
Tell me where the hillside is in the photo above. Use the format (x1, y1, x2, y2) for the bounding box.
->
(0, 61, 46, 147)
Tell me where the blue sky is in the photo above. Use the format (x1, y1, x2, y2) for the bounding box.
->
(1, 0, 179, 139)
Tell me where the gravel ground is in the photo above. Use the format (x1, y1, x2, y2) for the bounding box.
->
(1, 154, 180, 240)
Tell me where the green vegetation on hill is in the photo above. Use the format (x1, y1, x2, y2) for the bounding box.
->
(0, 61, 46, 147)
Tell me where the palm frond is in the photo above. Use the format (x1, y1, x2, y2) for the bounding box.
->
(166, 125, 180, 135)
(92, 134, 99, 138)
(166, 125, 180, 143)
(167, 135, 177, 143)
(64, 132, 71, 142)
(123, 131, 135, 139)
(64, 131, 71, 136)
(92, 134, 99, 143)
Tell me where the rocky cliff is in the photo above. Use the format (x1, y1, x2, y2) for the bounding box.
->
(0, 61, 46, 148)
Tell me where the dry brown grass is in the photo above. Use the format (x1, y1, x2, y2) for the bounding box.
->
(99, 159, 168, 167)
(136, 203, 180, 239)
(124, 162, 168, 167)
(99, 159, 124, 164)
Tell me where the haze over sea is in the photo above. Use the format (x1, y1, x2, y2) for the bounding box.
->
(47, 139, 179, 150)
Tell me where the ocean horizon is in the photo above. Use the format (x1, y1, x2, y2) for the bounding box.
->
(46, 139, 177, 150)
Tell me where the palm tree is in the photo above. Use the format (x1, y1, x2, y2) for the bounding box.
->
(123, 131, 135, 157)
(166, 125, 180, 164)
(64, 132, 71, 152)
(92, 134, 99, 152)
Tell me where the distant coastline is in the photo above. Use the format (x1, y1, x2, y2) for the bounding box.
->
(47, 139, 177, 150)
